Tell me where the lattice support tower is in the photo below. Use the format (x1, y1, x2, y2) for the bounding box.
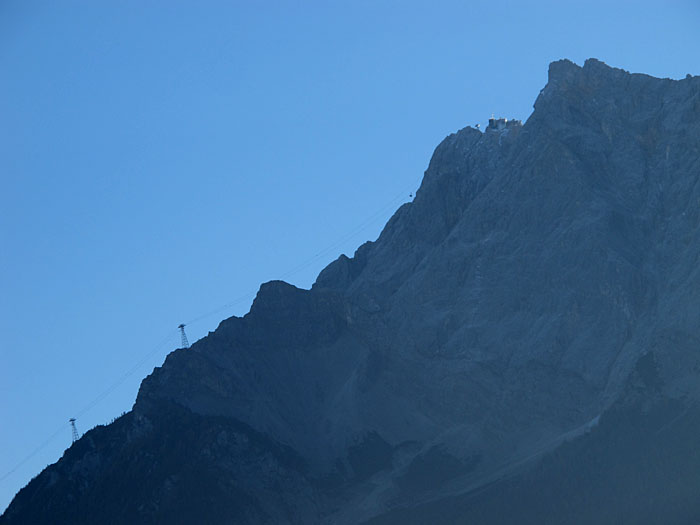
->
(179, 323, 190, 349)
(69, 418, 79, 443)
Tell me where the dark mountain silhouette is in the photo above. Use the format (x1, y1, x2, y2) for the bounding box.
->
(4, 58, 700, 524)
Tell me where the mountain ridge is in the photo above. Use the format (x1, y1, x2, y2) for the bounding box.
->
(4, 58, 700, 524)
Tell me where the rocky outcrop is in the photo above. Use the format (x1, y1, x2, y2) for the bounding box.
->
(4, 59, 700, 524)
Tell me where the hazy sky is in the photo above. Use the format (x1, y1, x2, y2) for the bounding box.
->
(1, 0, 698, 512)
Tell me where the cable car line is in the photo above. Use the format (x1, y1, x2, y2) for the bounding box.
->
(1, 176, 420, 484)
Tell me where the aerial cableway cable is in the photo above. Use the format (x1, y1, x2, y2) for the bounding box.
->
(0, 330, 178, 483)
(184, 180, 419, 326)
(1, 176, 421, 484)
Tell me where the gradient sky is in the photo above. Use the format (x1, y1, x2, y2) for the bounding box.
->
(1, 0, 699, 512)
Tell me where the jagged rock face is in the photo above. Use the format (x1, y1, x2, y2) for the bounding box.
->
(4, 59, 700, 524)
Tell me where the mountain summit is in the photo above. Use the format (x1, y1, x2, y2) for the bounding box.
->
(4, 59, 700, 524)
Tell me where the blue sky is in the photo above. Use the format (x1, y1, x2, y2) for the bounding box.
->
(1, 0, 698, 512)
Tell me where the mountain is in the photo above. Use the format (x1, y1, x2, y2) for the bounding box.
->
(4, 58, 700, 524)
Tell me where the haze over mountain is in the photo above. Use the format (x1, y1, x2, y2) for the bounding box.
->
(4, 58, 700, 524)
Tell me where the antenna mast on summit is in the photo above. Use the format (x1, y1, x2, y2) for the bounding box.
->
(69, 418, 79, 443)
(178, 324, 190, 349)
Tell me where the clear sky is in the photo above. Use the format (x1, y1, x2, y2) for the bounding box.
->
(1, 0, 698, 512)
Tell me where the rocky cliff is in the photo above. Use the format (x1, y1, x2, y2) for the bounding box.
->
(4, 58, 700, 524)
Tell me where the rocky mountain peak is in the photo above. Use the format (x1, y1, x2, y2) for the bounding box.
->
(5, 59, 700, 524)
